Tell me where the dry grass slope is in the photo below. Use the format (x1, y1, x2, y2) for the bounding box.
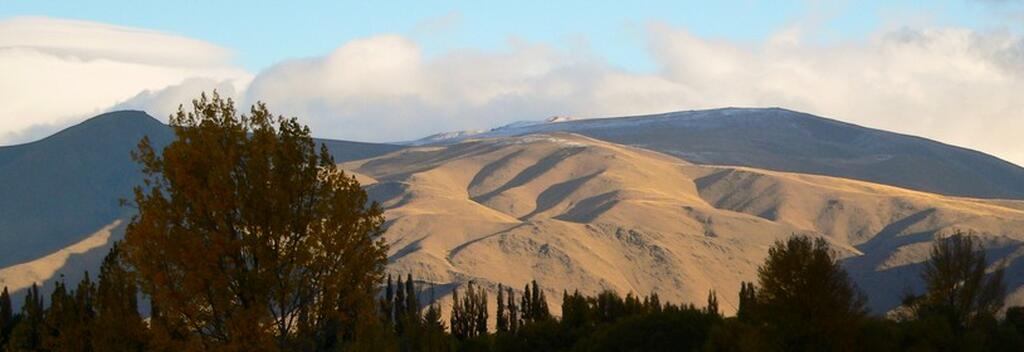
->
(345, 133, 1024, 316)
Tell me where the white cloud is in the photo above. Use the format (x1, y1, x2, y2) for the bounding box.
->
(4, 16, 1023, 166)
(240, 24, 1024, 166)
(644, 23, 1024, 165)
(0, 17, 250, 144)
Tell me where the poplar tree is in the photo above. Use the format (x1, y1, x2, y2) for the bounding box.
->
(737, 281, 758, 323)
(507, 287, 519, 333)
(93, 243, 149, 351)
(706, 290, 719, 316)
(8, 283, 43, 351)
(0, 286, 11, 348)
(496, 284, 508, 333)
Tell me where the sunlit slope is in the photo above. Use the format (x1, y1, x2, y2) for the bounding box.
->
(348, 133, 1024, 314)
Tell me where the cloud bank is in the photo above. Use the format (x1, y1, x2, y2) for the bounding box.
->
(3, 16, 1023, 166)
(240, 24, 1024, 165)
(0, 17, 250, 144)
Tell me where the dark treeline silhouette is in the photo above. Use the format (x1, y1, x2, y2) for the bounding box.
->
(2, 234, 1024, 351)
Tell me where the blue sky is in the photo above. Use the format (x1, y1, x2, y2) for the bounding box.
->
(2, 1, 1024, 165)
(1, 0, 1016, 72)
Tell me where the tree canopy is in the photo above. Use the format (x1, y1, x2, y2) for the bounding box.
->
(123, 93, 389, 351)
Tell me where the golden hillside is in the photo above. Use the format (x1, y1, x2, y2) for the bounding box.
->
(344, 133, 1024, 314)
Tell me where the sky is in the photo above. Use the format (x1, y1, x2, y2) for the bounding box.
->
(1, 0, 1023, 165)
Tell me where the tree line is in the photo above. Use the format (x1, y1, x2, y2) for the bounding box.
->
(1, 93, 1022, 351)
(3, 233, 1022, 351)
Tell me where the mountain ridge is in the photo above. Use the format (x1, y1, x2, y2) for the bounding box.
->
(2, 108, 1023, 315)
(0, 110, 403, 268)
(347, 132, 1024, 314)
(408, 107, 1024, 200)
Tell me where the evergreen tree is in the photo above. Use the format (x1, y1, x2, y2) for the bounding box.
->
(706, 290, 719, 317)
(419, 284, 450, 351)
(450, 287, 465, 340)
(521, 283, 532, 323)
(42, 278, 93, 352)
(122, 93, 388, 350)
(737, 281, 758, 323)
(395, 275, 407, 335)
(646, 292, 662, 314)
(0, 286, 12, 348)
(531, 280, 550, 321)
(381, 274, 395, 326)
(8, 283, 43, 351)
(450, 282, 488, 340)
(399, 274, 424, 350)
(93, 243, 149, 352)
(404, 274, 418, 319)
(474, 285, 488, 337)
(507, 287, 519, 333)
(496, 284, 508, 333)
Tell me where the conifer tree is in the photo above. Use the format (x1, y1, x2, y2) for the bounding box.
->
(530, 280, 550, 321)
(450, 282, 488, 340)
(450, 287, 465, 340)
(420, 284, 449, 351)
(404, 274, 418, 318)
(737, 281, 758, 322)
(0, 286, 12, 348)
(647, 292, 662, 314)
(496, 284, 508, 333)
(706, 290, 719, 316)
(397, 274, 422, 349)
(41, 280, 69, 350)
(9, 283, 43, 351)
(382, 274, 395, 326)
(474, 286, 488, 337)
(42, 278, 92, 352)
(93, 243, 149, 351)
(507, 287, 519, 333)
(395, 275, 407, 335)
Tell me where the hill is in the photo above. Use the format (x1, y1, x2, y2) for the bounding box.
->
(0, 111, 403, 298)
(411, 108, 1024, 200)
(348, 133, 1024, 314)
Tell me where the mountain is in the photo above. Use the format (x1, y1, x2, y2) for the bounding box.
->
(2, 109, 1023, 316)
(348, 133, 1024, 314)
(0, 111, 403, 295)
(409, 108, 1024, 200)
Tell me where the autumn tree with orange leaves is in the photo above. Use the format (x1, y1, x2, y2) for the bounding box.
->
(123, 93, 388, 351)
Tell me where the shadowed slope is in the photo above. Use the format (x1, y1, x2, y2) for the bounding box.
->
(0, 110, 404, 283)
